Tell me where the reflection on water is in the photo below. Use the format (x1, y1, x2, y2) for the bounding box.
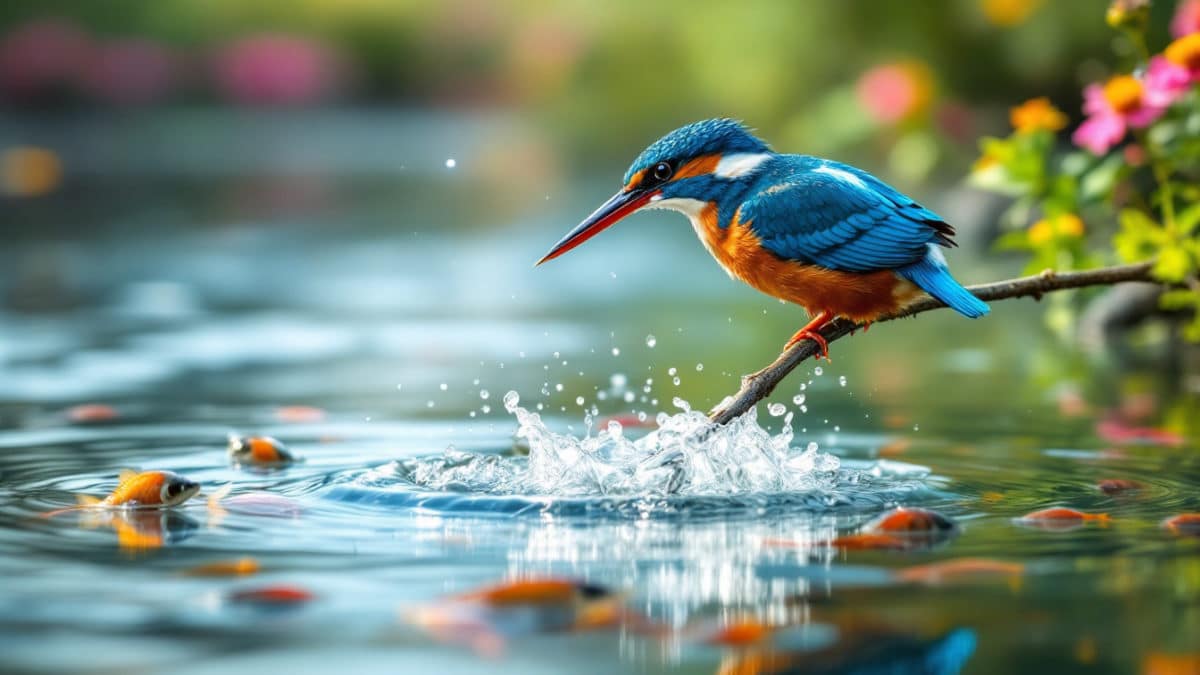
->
(1, 134, 1199, 673)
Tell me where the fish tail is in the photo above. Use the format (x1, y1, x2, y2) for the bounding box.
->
(207, 482, 233, 510)
(898, 249, 989, 319)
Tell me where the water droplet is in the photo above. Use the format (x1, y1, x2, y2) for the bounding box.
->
(838, 375, 847, 387)
(637, 411, 647, 422)
(610, 374, 627, 389)
(575, 396, 585, 406)
(668, 367, 677, 376)
(445, 158, 456, 168)
(439, 383, 448, 391)
(800, 405, 808, 413)
(553, 351, 560, 359)
(645, 334, 657, 348)
(555, 383, 564, 392)
(610, 271, 617, 279)
(913, 424, 920, 431)
(468, 411, 476, 418)
(814, 366, 823, 376)
(503, 391, 520, 412)
(806, 441, 819, 453)
(792, 394, 806, 406)
(768, 403, 786, 417)
(480, 389, 489, 400)
(623, 391, 636, 403)
(426, 400, 435, 408)
(672, 377, 681, 386)
(611, 347, 621, 356)
(695, 363, 704, 372)
(396, 383, 403, 391)
(597, 391, 608, 401)
(607, 420, 623, 438)
(672, 397, 691, 412)
(482, 404, 491, 414)
(833, 425, 841, 432)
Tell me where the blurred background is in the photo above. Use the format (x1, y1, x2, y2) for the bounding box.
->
(0, 0, 1186, 421)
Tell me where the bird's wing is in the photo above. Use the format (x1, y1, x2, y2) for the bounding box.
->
(738, 164, 955, 273)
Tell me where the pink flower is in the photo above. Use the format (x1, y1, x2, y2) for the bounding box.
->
(1171, 0, 1200, 38)
(1072, 71, 1178, 155)
(212, 34, 343, 106)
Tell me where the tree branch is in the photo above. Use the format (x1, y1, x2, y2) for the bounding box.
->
(707, 262, 1157, 425)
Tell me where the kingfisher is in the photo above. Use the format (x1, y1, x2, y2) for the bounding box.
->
(537, 119, 988, 357)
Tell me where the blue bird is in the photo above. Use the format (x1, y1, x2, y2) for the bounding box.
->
(538, 119, 988, 358)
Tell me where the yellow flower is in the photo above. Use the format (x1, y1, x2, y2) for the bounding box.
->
(982, 0, 1045, 27)
(1165, 33, 1200, 71)
(1102, 75, 1144, 114)
(1010, 97, 1068, 134)
(1028, 214, 1085, 245)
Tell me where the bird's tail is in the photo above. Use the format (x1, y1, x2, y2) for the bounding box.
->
(898, 249, 989, 318)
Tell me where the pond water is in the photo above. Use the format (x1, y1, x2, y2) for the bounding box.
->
(1, 114, 1198, 674)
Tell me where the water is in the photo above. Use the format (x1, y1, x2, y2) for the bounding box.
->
(2, 112, 1200, 673)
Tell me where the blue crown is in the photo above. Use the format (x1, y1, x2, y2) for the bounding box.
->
(623, 118, 771, 185)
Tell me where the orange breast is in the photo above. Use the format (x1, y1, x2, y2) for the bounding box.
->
(692, 204, 922, 323)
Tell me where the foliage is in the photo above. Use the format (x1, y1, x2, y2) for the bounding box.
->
(971, 0, 1200, 340)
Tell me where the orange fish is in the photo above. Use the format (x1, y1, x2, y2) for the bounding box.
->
(1162, 513, 1200, 537)
(1018, 507, 1110, 522)
(702, 620, 777, 647)
(65, 403, 120, 424)
(181, 557, 261, 577)
(44, 470, 200, 517)
(404, 578, 634, 656)
(894, 558, 1025, 586)
(865, 507, 957, 534)
(228, 435, 296, 466)
(229, 585, 314, 605)
(275, 405, 326, 423)
(1097, 478, 1144, 495)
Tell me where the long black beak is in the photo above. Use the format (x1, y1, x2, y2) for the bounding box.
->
(536, 187, 657, 265)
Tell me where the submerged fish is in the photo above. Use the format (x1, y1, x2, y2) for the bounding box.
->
(181, 557, 261, 577)
(229, 585, 314, 606)
(1096, 478, 1145, 495)
(865, 508, 957, 534)
(1015, 507, 1110, 532)
(228, 435, 296, 466)
(404, 578, 633, 656)
(1162, 513, 1200, 536)
(44, 470, 200, 517)
(894, 558, 1025, 586)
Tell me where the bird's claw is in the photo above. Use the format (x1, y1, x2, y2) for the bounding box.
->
(785, 329, 830, 361)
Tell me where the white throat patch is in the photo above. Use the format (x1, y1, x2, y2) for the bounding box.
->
(714, 153, 771, 179)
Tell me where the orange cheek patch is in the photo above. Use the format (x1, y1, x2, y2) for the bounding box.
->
(672, 153, 721, 180)
(622, 169, 647, 192)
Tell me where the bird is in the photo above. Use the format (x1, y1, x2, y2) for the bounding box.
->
(537, 118, 988, 358)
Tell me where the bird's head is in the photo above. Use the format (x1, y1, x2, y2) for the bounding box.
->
(537, 118, 773, 264)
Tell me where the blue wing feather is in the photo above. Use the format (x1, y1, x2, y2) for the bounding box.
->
(741, 160, 954, 273)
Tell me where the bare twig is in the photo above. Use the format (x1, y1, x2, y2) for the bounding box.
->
(707, 262, 1157, 425)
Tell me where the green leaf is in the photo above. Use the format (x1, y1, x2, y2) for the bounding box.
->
(1160, 289, 1200, 310)
(994, 230, 1031, 251)
(1178, 203, 1200, 235)
(1080, 154, 1125, 202)
(1152, 245, 1193, 283)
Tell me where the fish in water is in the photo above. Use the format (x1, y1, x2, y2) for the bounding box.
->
(228, 434, 297, 466)
(181, 557, 261, 577)
(43, 469, 200, 517)
(403, 578, 635, 656)
(864, 507, 957, 534)
(894, 558, 1025, 586)
(1096, 478, 1145, 494)
(229, 585, 314, 606)
(1162, 513, 1200, 536)
(1015, 507, 1110, 532)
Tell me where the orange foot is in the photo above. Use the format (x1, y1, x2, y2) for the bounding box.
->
(785, 311, 833, 360)
(785, 328, 829, 359)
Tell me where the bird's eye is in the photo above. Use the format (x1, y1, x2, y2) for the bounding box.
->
(650, 161, 673, 183)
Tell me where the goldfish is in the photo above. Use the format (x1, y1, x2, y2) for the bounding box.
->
(829, 533, 914, 551)
(44, 470, 200, 517)
(864, 507, 957, 534)
(1162, 513, 1200, 537)
(403, 578, 634, 656)
(181, 557, 261, 577)
(65, 403, 120, 424)
(1097, 478, 1145, 494)
(229, 585, 314, 606)
(1015, 507, 1110, 532)
(894, 558, 1025, 586)
(227, 434, 296, 466)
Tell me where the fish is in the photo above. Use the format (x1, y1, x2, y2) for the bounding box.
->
(716, 627, 976, 675)
(403, 578, 635, 656)
(1015, 507, 1110, 532)
(1096, 478, 1144, 494)
(181, 557, 261, 577)
(864, 507, 957, 534)
(228, 434, 296, 466)
(894, 558, 1025, 586)
(65, 403, 120, 424)
(1162, 513, 1200, 536)
(229, 585, 314, 606)
(43, 469, 200, 517)
(829, 533, 914, 551)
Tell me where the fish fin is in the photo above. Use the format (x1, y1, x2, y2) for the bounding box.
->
(208, 483, 233, 509)
(76, 494, 103, 507)
(117, 468, 139, 484)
